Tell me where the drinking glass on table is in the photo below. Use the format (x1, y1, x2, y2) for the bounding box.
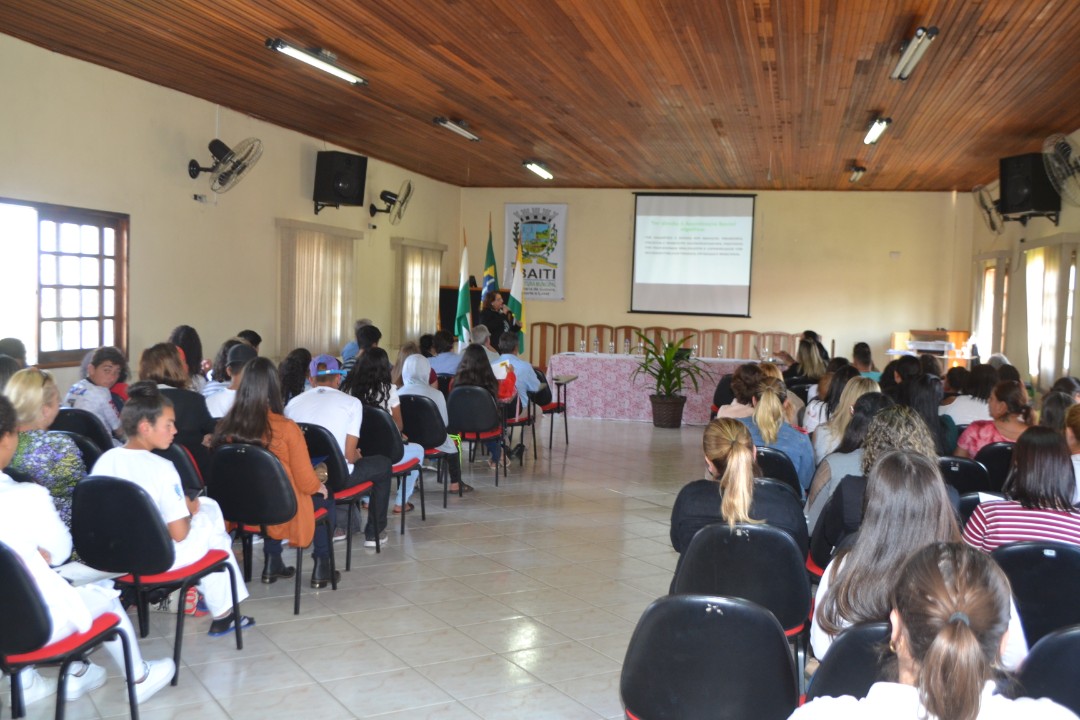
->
(579, 339, 586, 353)
(717, 344, 725, 358)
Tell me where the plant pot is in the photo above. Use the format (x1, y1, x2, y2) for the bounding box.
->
(649, 394, 687, 428)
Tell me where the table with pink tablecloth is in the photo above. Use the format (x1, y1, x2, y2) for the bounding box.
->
(546, 353, 745, 425)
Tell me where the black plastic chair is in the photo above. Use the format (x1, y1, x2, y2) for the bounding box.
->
(755, 446, 802, 499)
(503, 393, 536, 464)
(153, 442, 205, 498)
(990, 541, 1080, 646)
(974, 441, 1015, 492)
(71, 475, 242, 685)
(435, 373, 454, 399)
(958, 491, 1005, 527)
(51, 429, 103, 473)
(939, 456, 992, 495)
(399, 395, 458, 509)
(50, 407, 114, 454)
(804, 622, 890, 702)
(671, 522, 812, 693)
(621, 594, 798, 720)
(1017, 624, 1080, 716)
(208, 444, 335, 615)
(297, 421, 378, 567)
(359, 405, 424, 535)
(447, 386, 505, 486)
(0, 540, 138, 720)
(529, 367, 569, 449)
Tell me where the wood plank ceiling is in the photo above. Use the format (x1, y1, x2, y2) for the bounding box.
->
(4, 0, 1080, 191)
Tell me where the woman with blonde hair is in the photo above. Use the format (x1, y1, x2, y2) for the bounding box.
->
(813, 376, 880, 463)
(759, 361, 803, 426)
(669, 418, 807, 589)
(738, 377, 815, 493)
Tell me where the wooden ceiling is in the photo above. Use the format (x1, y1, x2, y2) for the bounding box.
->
(5, 0, 1080, 191)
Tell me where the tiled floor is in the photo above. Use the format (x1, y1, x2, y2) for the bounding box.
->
(12, 418, 702, 719)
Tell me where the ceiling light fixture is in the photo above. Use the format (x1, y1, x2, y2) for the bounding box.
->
(863, 117, 892, 145)
(890, 26, 939, 81)
(265, 38, 366, 86)
(433, 117, 480, 142)
(523, 161, 553, 180)
(849, 166, 867, 183)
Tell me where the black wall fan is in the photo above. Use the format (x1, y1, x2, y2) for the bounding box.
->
(188, 138, 263, 193)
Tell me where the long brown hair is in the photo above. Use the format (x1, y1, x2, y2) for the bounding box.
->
(892, 543, 1012, 720)
(138, 343, 189, 389)
(453, 344, 498, 396)
(211, 356, 283, 448)
(702, 419, 761, 530)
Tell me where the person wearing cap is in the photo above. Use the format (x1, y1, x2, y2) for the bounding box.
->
(284, 354, 393, 548)
(205, 343, 258, 418)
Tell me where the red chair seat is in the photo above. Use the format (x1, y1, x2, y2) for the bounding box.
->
(392, 457, 419, 474)
(539, 402, 565, 413)
(117, 549, 229, 584)
(461, 429, 502, 441)
(313, 507, 328, 521)
(424, 448, 449, 458)
(334, 481, 374, 500)
(6, 613, 121, 664)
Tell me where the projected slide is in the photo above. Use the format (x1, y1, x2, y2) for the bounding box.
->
(631, 193, 756, 316)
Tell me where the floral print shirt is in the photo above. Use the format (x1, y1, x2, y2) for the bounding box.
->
(11, 430, 86, 525)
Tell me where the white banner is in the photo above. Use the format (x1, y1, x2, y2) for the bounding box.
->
(504, 203, 566, 301)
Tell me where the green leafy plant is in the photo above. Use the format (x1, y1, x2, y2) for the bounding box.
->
(630, 332, 711, 397)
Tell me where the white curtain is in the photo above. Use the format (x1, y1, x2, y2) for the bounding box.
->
(400, 243, 443, 342)
(278, 220, 358, 354)
(1024, 244, 1074, 390)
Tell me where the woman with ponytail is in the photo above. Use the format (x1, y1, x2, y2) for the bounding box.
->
(794, 543, 1072, 719)
(738, 376, 815, 493)
(669, 418, 808, 590)
(955, 380, 1033, 458)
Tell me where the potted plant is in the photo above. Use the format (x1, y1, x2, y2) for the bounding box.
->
(631, 332, 711, 428)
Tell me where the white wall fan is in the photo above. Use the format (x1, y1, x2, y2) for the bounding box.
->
(369, 179, 414, 225)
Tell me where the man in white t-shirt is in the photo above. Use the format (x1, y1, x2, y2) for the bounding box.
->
(284, 354, 392, 547)
(205, 343, 257, 418)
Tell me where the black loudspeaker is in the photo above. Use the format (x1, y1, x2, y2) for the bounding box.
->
(999, 153, 1060, 215)
(313, 151, 367, 207)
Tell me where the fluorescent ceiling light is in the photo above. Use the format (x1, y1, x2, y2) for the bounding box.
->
(849, 166, 867, 183)
(890, 26, 939, 81)
(863, 117, 892, 145)
(265, 38, 366, 86)
(523, 161, 553, 180)
(433, 117, 480, 142)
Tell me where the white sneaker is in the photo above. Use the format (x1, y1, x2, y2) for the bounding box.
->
(134, 658, 175, 704)
(7, 668, 57, 706)
(363, 531, 388, 548)
(64, 661, 107, 700)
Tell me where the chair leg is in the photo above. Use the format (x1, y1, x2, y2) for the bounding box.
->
(398, 475, 406, 536)
(417, 466, 426, 521)
(135, 580, 150, 638)
(443, 458, 449, 509)
(562, 410, 569, 445)
(224, 564, 243, 651)
(530, 417, 537, 459)
(344, 500, 354, 572)
(294, 546, 303, 615)
(10, 667, 25, 718)
(116, 626, 138, 720)
(56, 656, 74, 720)
(241, 532, 253, 583)
(548, 411, 555, 448)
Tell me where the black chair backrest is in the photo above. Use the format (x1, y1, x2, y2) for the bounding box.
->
(3, 465, 35, 484)
(755, 446, 802, 497)
(71, 475, 175, 575)
(0, 541, 52, 656)
(755, 476, 802, 503)
(958, 491, 1005, 527)
(1017, 624, 1080, 716)
(804, 622, 890, 702)
(436, 374, 454, 398)
(939, 456, 992, 495)
(527, 367, 553, 407)
(399, 394, 449, 450)
(296, 422, 351, 493)
(788, 381, 813, 405)
(358, 404, 406, 464)
(621, 594, 798, 720)
(672, 523, 811, 631)
(51, 429, 103, 473)
(990, 541, 1080, 646)
(974, 441, 1015, 492)
(207, 444, 298, 526)
(713, 373, 735, 409)
(50, 407, 113, 454)
(446, 386, 501, 435)
(153, 442, 205, 497)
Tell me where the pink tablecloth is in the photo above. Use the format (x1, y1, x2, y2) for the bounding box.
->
(547, 353, 745, 425)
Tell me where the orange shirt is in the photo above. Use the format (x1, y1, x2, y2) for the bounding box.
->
(264, 412, 320, 547)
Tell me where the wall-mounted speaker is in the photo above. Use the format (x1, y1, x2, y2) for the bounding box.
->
(999, 153, 1060, 216)
(313, 151, 367, 212)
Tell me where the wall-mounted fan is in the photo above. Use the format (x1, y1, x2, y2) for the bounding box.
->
(972, 184, 1004, 235)
(188, 138, 263, 193)
(368, 179, 414, 225)
(1043, 133, 1080, 207)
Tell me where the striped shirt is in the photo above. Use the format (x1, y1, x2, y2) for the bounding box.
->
(962, 499, 1080, 552)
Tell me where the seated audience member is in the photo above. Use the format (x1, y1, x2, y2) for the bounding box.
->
(453, 343, 504, 471)
(955, 380, 1032, 458)
(1050, 375, 1080, 403)
(802, 372, 833, 434)
(0, 353, 20, 391)
(963, 426, 1080, 550)
(758, 361, 803, 427)
(876, 358, 900, 399)
(205, 342, 258, 418)
(737, 377, 814, 493)
(779, 338, 826, 385)
(808, 365, 860, 437)
(236, 329, 262, 353)
(918, 353, 943, 378)
(93, 382, 253, 634)
(138, 343, 216, 479)
(886, 354, 921, 403)
(6, 367, 86, 524)
(805, 392, 893, 533)
(471, 324, 500, 363)
(940, 363, 996, 426)
(284, 353, 392, 545)
(390, 341, 435, 389)
(398, 354, 469, 493)
(669, 418, 808, 590)
(795, 543, 1065, 719)
(341, 324, 381, 377)
(0, 395, 176, 706)
(0, 337, 28, 367)
(419, 333, 436, 359)
(811, 449, 1028, 669)
(851, 341, 879, 381)
(986, 352, 1011, 369)
(904, 373, 958, 455)
(202, 337, 245, 396)
(940, 365, 970, 402)
(491, 332, 540, 413)
(167, 324, 206, 392)
(212, 357, 338, 588)
(340, 318, 373, 365)
(1065, 404, 1080, 505)
(278, 347, 313, 405)
(715, 363, 762, 419)
(812, 375, 879, 464)
(1040, 391, 1075, 433)
(997, 363, 1022, 384)
(428, 329, 462, 376)
(64, 345, 127, 445)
